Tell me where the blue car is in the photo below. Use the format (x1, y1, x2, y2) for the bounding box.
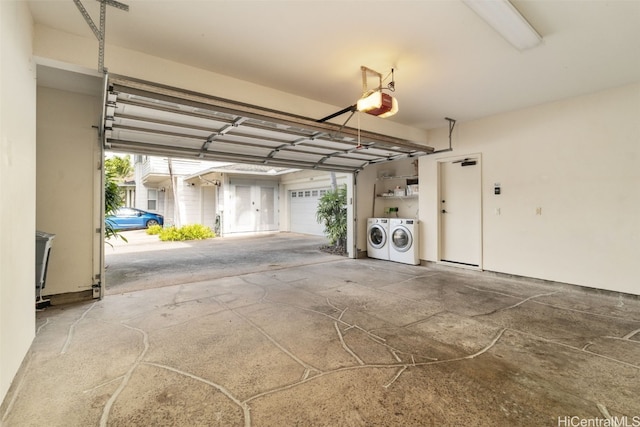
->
(107, 207, 164, 230)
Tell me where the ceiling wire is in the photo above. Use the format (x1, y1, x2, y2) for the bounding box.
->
(357, 113, 362, 149)
(382, 68, 396, 92)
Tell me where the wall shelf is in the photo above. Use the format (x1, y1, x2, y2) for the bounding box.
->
(376, 195, 418, 200)
(372, 170, 419, 217)
(377, 175, 418, 181)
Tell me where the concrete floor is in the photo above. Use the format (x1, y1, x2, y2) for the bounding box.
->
(2, 233, 640, 426)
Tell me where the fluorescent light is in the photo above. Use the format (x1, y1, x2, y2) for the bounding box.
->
(462, 0, 542, 50)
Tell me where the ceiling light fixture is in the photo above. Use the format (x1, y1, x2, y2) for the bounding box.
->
(462, 0, 542, 51)
(356, 66, 399, 118)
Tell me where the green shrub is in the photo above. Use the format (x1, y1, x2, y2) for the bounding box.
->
(158, 227, 181, 241)
(158, 224, 215, 241)
(146, 224, 163, 235)
(316, 185, 347, 247)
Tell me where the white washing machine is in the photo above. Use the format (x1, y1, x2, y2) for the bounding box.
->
(367, 218, 390, 260)
(389, 218, 420, 265)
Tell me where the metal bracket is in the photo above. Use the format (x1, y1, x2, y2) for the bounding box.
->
(72, 0, 129, 72)
(200, 116, 248, 154)
(361, 66, 383, 96)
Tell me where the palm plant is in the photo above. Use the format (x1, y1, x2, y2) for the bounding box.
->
(316, 185, 347, 248)
(104, 170, 127, 243)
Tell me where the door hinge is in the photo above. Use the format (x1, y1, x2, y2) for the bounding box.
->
(96, 227, 102, 233)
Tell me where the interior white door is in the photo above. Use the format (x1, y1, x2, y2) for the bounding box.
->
(440, 157, 482, 267)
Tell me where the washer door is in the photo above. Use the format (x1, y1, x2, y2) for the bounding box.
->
(391, 226, 413, 253)
(368, 224, 387, 249)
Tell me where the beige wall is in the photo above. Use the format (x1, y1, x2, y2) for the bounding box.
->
(33, 25, 429, 146)
(0, 0, 36, 404)
(419, 83, 640, 295)
(36, 87, 102, 297)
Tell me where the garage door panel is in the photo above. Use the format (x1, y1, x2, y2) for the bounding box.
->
(113, 115, 220, 137)
(106, 75, 434, 172)
(112, 123, 210, 142)
(108, 130, 203, 150)
(325, 158, 369, 167)
(275, 154, 365, 171)
(316, 140, 357, 151)
(214, 143, 275, 157)
(272, 151, 325, 162)
(116, 103, 229, 130)
(290, 188, 327, 236)
(229, 124, 301, 141)
(219, 134, 286, 149)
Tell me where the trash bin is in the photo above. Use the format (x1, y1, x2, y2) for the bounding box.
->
(35, 231, 55, 306)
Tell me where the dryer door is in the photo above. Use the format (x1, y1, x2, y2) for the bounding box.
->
(368, 224, 387, 249)
(391, 226, 413, 253)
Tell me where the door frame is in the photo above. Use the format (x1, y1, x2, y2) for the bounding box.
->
(437, 153, 483, 270)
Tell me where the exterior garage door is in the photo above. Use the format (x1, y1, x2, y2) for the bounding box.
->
(290, 188, 328, 236)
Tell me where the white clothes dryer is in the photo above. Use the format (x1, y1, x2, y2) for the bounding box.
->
(367, 218, 390, 260)
(389, 218, 420, 265)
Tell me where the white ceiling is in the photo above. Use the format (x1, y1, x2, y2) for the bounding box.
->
(28, 0, 640, 131)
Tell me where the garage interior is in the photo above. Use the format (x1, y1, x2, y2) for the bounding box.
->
(1, 1, 639, 426)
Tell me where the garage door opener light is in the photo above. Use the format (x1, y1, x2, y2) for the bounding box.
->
(356, 66, 398, 118)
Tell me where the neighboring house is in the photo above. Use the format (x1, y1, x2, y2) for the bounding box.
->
(130, 155, 351, 236)
(119, 179, 136, 208)
(131, 155, 224, 230)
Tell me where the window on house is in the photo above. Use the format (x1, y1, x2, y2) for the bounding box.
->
(148, 189, 158, 210)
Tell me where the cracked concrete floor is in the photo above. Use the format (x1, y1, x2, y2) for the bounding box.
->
(2, 239, 640, 426)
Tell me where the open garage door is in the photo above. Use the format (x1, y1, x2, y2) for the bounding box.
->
(103, 75, 433, 173)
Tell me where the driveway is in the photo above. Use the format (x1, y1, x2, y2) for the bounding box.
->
(105, 231, 336, 294)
